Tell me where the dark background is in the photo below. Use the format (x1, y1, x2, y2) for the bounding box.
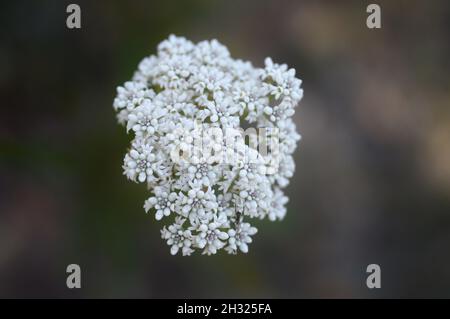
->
(1, 0, 450, 298)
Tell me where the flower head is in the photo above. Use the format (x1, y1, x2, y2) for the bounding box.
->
(113, 35, 303, 255)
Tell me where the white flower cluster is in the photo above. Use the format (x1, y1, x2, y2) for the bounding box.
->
(113, 35, 303, 255)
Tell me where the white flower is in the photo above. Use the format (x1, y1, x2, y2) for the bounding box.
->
(123, 140, 156, 183)
(225, 222, 258, 254)
(161, 217, 194, 256)
(113, 35, 303, 255)
(180, 185, 218, 223)
(195, 222, 229, 255)
(268, 188, 288, 221)
(144, 188, 178, 220)
(127, 100, 168, 137)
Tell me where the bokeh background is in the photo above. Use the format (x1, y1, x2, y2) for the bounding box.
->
(1, 0, 450, 298)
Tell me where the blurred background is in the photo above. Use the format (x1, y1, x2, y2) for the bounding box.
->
(1, 0, 450, 298)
